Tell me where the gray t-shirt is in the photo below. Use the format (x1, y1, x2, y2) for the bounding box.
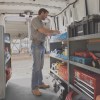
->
(31, 16, 46, 42)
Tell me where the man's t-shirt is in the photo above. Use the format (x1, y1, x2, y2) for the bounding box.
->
(31, 16, 46, 43)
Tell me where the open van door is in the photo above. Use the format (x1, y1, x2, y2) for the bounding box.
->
(0, 25, 6, 99)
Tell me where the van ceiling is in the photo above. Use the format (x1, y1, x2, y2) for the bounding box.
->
(0, 0, 67, 39)
(0, 0, 67, 15)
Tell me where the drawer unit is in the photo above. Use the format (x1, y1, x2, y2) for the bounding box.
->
(73, 68, 100, 100)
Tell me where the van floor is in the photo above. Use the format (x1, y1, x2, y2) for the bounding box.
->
(5, 54, 59, 100)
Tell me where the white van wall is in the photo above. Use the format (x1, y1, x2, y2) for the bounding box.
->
(0, 14, 6, 32)
(50, 15, 67, 33)
(47, 0, 100, 32)
(87, 0, 99, 15)
(50, 17, 56, 30)
(74, 0, 86, 21)
(52, 0, 86, 30)
(58, 14, 67, 33)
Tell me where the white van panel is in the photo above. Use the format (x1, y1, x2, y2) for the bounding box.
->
(87, 0, 99, 15)
(74, 0, 86, 21)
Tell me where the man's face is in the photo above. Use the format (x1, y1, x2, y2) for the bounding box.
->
(41, 12, 48, 20)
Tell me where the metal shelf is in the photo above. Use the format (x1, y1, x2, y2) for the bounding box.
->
(50, 69, 68, 85)
(50, 54, 68, 62)
(50, 32, 100, 100)
(4, 40, 10, 44)
(50, 39, 67, 43)
(69, 33, 100, 41)
(5, 54, 11, 64)
(69, 84, 92, 100)
(69, 61, 100, 74)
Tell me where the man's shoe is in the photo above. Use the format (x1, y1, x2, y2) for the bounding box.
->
(38, 84, 50, 89)
(32, 88, 42, 96)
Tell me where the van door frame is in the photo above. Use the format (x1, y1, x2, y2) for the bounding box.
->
(0, 25, 6, 99)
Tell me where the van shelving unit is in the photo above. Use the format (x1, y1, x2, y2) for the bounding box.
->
(50, 54, 68, 63)
(0, 25, 6, 99)
(69, 61, 100, 74)
(50, 38, 69, 100)
(50, 39, 68, 43)
(68, 33, 100, 100)
(50, 32, 100, 100)
(4, 34, 11, 64)
(0, 27, 11, 99)
(4, 45, 11, 65)
(69, 33, 100, 41)
(50, 69, 69, 85)
(4, 33, 12, 83)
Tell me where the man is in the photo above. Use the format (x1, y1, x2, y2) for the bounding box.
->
(31, 8, 60, 96)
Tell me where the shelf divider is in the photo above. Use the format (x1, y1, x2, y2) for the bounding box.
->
(50, 39, 68, 43)
(69, 33, 100, 41)
(69, 61, 100, 74)
(50, 69, 68, 85)
(50, 54, 68, 62)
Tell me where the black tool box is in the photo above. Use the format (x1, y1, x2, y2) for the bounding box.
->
(68, 22, 77, 37)
(88, 15, 100, 34)
(68, 15, 100, 37)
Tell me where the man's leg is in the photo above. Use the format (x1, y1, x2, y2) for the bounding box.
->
(31, 44, 43, 95)
(38, 45, 50, 89)
(38, 45, 44, 85)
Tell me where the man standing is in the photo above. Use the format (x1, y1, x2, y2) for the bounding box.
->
(31, 8, 60, 96)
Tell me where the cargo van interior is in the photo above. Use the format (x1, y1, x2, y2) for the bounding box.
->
(0, 0, 100, 100)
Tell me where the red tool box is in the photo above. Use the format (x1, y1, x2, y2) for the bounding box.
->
(58, 66, 68, 81)
(74, 51, 91, 58)
(73, 51, 100, 68)
(73, 68, 100, 100)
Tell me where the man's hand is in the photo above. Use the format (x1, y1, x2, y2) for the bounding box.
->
(52, 30, 60, 35)
(38, 27, 60, 36)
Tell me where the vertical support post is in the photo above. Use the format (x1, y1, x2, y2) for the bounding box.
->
(0, 25, 5, 99)
(0, 14, 6, 33)
(26, 17, 31, 54)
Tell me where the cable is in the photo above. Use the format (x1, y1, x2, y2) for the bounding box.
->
(52, 0, 78, 17)
(85, 0, 88, 16)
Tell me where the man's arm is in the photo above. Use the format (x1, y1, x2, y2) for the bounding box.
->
(38, 27, 60, 36)
(31, 18, 60, 35)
